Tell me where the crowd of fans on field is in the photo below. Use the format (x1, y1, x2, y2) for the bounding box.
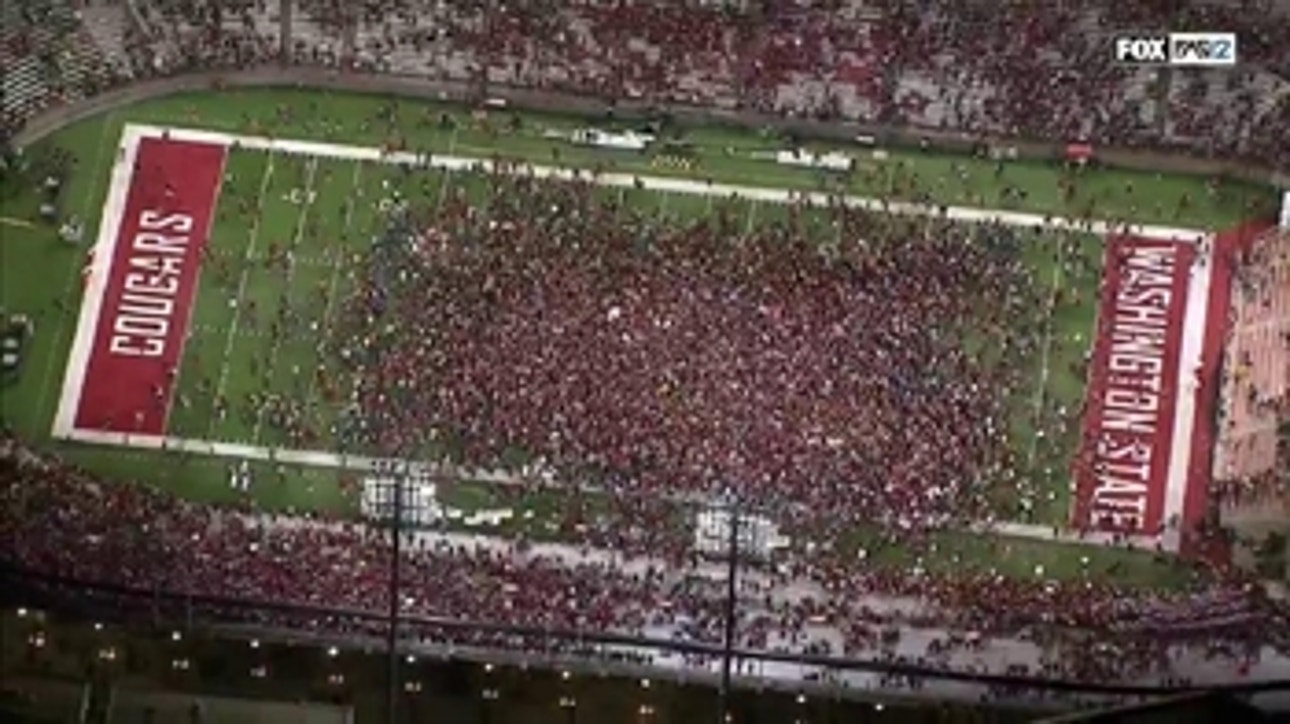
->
(338, 172, 1026, 531)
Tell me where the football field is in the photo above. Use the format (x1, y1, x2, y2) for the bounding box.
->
(43, 122, 1225, 552)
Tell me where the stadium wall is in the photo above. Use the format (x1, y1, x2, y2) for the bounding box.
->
(10, 65, 1289, 191)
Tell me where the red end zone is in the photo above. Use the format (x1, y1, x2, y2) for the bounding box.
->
(1073, 234, 1195, 536)
(70, 136, 226, 436)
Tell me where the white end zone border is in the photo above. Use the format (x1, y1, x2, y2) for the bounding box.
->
(51, 124, 151, 439)
(1161, 239, 1215, 550)
(51, 124, 1220, 551)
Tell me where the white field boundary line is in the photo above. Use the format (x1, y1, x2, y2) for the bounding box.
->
(51, 124, 146, 438)
(1161, 241, 1218, 549)
(58, 426, 1174, 550)
(127, 123, 1211, 242)
(1025, 236, 1065, 469)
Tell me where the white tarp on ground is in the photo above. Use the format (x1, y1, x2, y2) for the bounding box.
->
(569, 128, 655, 151)
(775, 149, 854, 172)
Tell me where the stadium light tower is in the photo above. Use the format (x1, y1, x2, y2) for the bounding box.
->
(385, 456, 408, 724)
(715, 488, 741, 724)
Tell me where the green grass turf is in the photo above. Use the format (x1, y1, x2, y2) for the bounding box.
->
(0, 87, 1267, 590)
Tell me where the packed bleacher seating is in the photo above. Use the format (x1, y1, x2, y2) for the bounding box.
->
(1214, 229, 1290, 510)
(4, 431, 1289, 689)
(2, 0, 1288, 173)
(1, 0, 127, 140)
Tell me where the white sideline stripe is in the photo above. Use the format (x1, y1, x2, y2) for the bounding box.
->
(61, 428, 514, 481)
(51, 125, 148, 438)
(128, 123, 1210, 242)
(1161, 242, 1216, 546)
(54, 427, 1184, 554)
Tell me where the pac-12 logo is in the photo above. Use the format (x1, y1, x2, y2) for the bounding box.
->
(1114, 32, 1237, 66)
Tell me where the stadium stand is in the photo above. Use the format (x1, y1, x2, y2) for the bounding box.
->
(1, 0, 1286, 174)
(1216, 229, 1290, 510)
(1215, 226, 1290, 588)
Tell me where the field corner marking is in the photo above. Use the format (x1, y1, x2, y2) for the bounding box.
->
(51, 124, 149, 439)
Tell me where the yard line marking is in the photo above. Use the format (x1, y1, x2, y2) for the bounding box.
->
(1026, 236, 1066, 469)
(133, 123, 1210, 242)
(207, 152, 276, 440)
(306, 161, 363, 410)
(252, 156, 320, 445)
(159, 142, 230, 434)
(434, 126, 460, 211)
(47, 111, 122, 438)
(0, 216, 37, 229)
